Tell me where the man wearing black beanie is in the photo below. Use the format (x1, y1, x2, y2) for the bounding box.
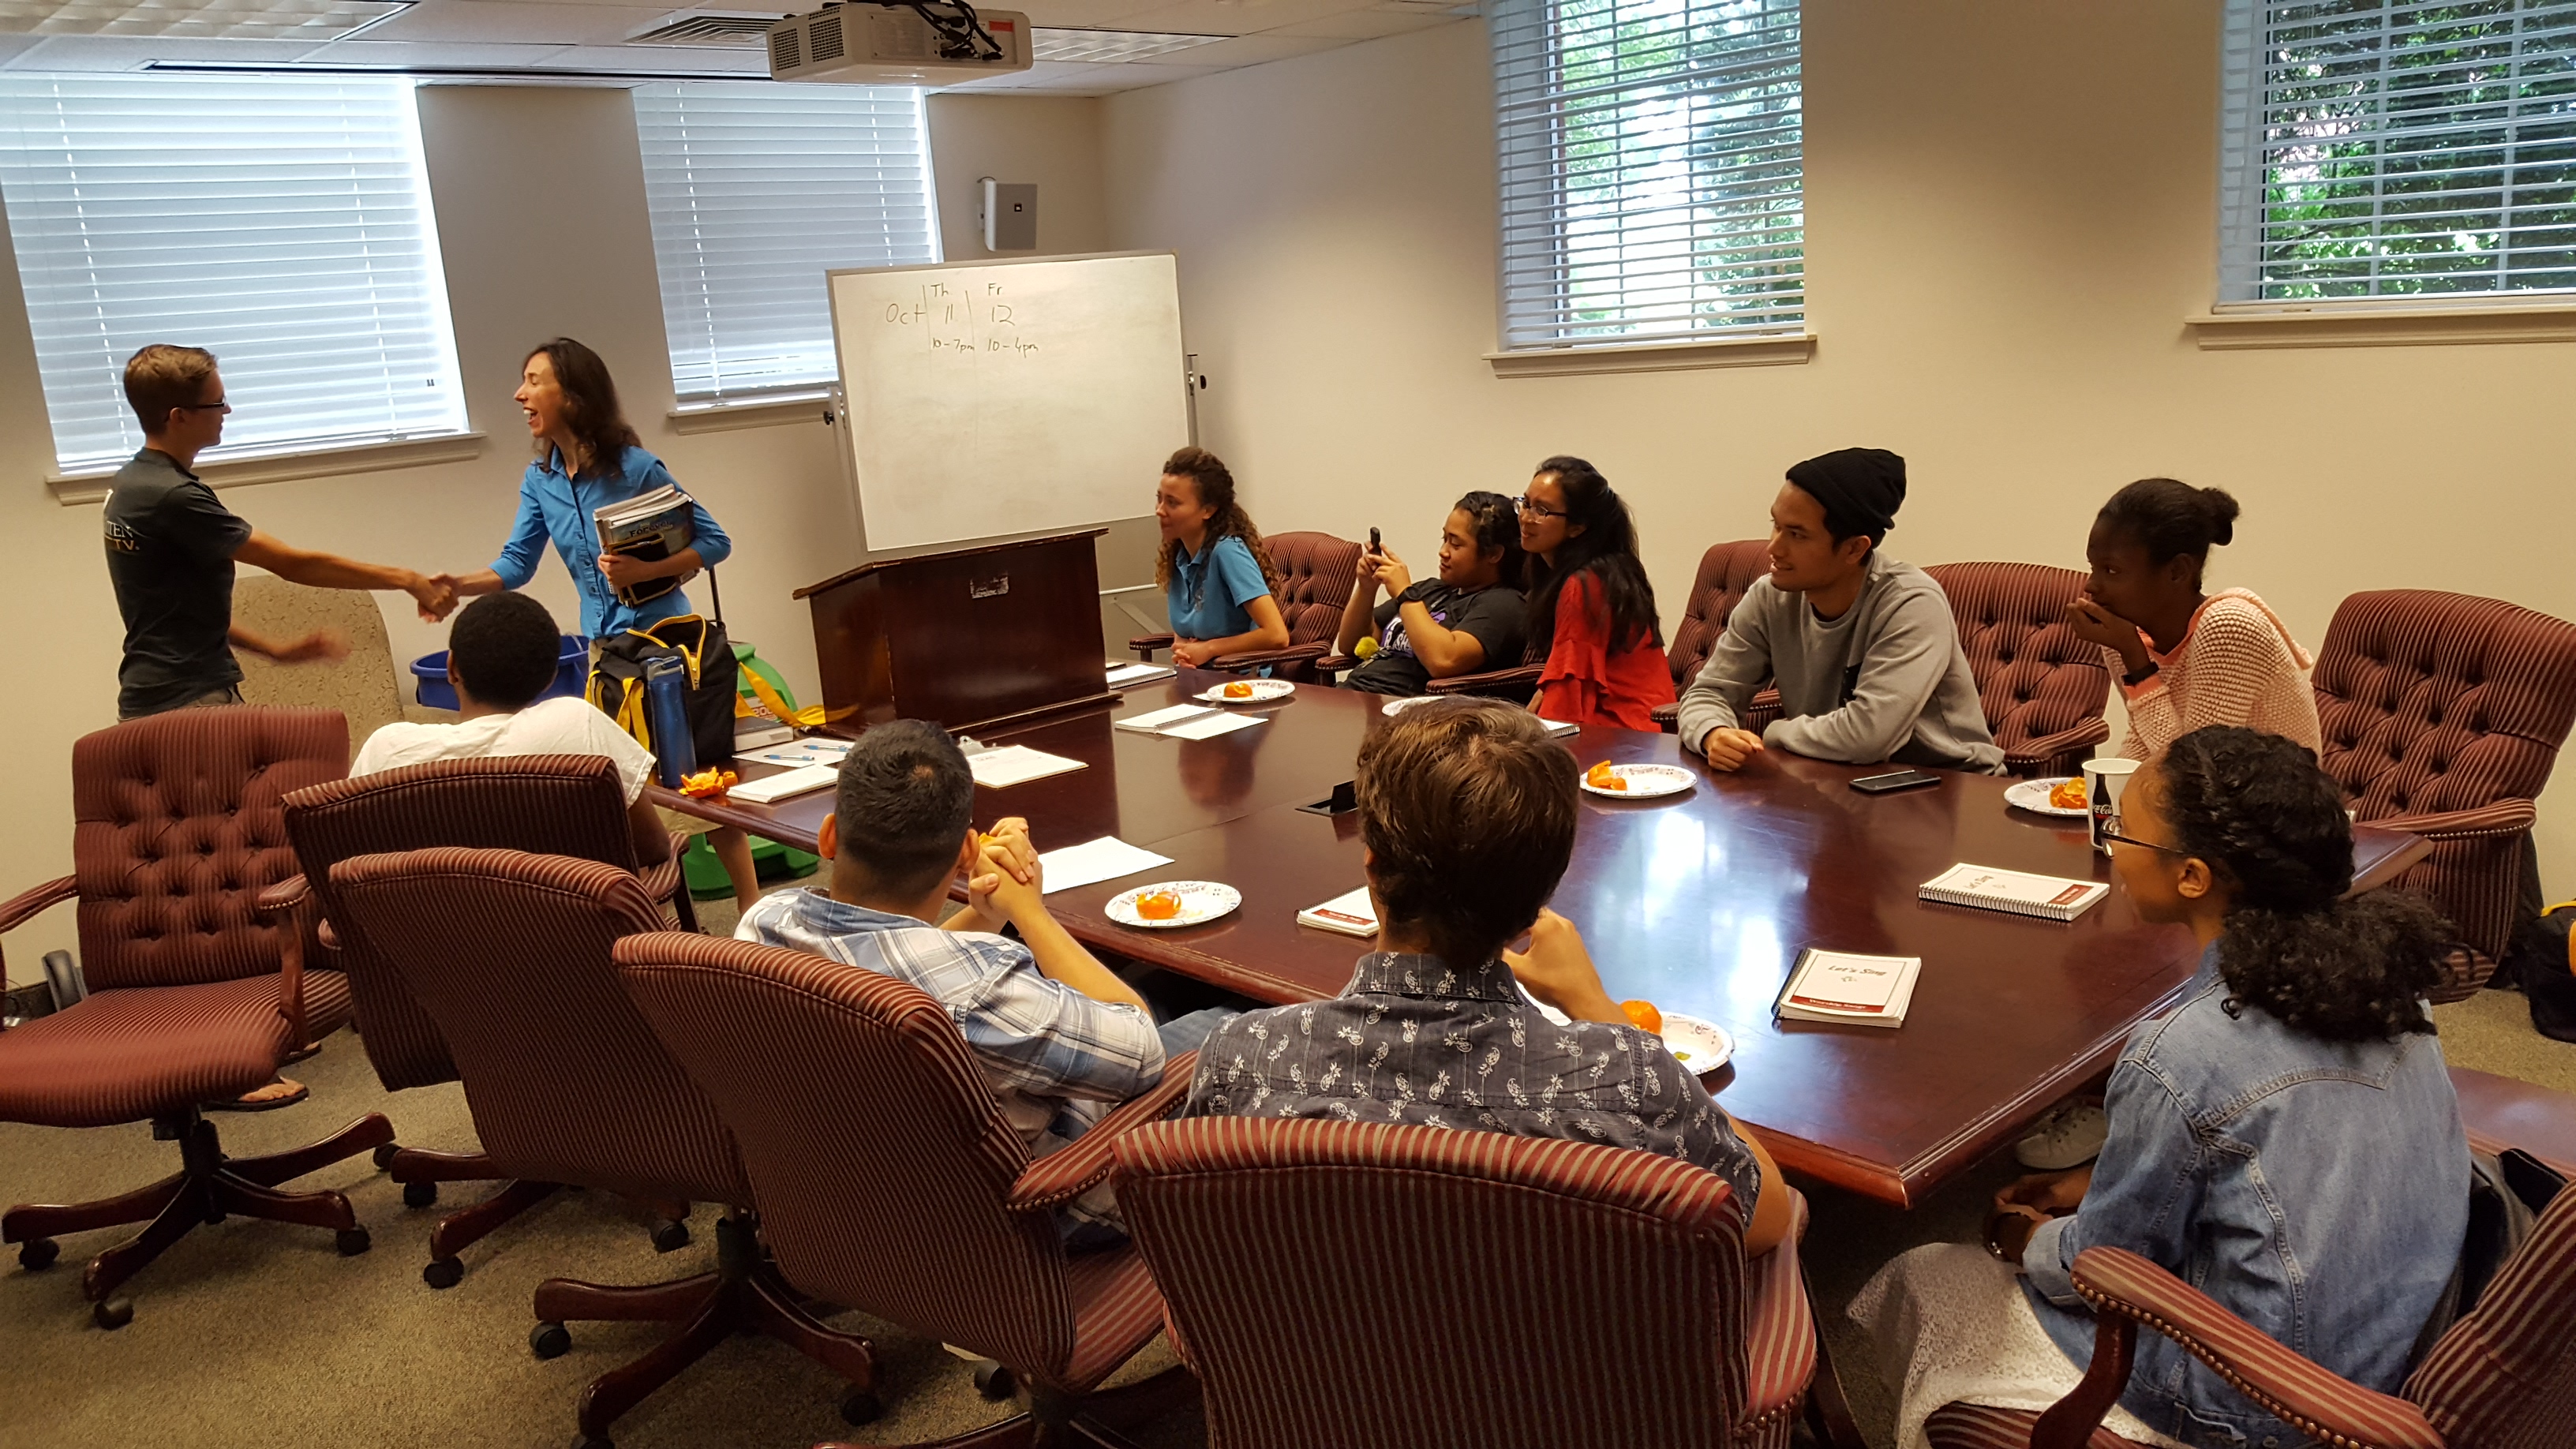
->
(1676, 449, 2002, 773)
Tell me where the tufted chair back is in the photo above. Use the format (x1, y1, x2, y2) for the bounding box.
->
(1922, 563, 2111, 778)
(1666, 540, 1772, 689)
(70, 706, 348, 994)
(1265, 530, 1365, 650)
(2313, 590, 2576, 959)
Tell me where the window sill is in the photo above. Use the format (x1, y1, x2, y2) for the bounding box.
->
(2187, 301, 2576, 350)
(667, 391, 837, 435)
(1485, 331, 1814, 377)
(48, 432, 486, 506)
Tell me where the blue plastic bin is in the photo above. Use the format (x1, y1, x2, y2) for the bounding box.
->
(413, 635, 589, 711)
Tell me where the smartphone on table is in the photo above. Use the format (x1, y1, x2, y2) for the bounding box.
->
(1851, 769, 1941, 794)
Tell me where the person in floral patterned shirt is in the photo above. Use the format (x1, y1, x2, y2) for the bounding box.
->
(1181, 698, 1792, 1256)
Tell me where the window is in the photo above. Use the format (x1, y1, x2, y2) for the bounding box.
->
(0, 73, 466, 474)
(2220, 0, 2576, 302)
(634, 81, 939, 402)
(1490, 0, 1803, 350)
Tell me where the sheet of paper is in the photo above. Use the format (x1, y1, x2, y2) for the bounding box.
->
(726, 763, 839, 804)
(1537, 718, 1581, 738)
(1106, 661, 1174, 687)
(967, 744, 1088, 789)
(1037, 836, 1174, 895)
(736, 741, 850, 768)
(1161, 711, 1266, 740)
(1116, 704, 1214, 732)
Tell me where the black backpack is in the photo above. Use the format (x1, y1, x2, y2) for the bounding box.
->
(2502, 900, 2576, 1043)
(587, 613, 739, 773)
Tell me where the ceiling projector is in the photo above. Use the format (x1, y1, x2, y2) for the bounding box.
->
(767, 2, 1035, 84)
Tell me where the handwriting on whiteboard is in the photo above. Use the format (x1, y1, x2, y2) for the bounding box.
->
(881, 280, 1041, 359)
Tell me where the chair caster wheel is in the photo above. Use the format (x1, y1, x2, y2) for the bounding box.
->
(531, 1322, 571, 1359)
(373, 1143, 401, 1170)
(840, 1388, 883, 1425)
(336, 1227, 371, 1256)
(93, 1297, 133, 1331)
(422, 1256, 463, 1290)
(18, 1238, 58, 1271)
(650, 1219, 690, 1253)
(972, 1361, 1017, 1400)
(402, 1180, 438, 1208)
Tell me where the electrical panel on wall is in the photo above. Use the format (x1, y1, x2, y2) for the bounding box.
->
(980, 178, 1038, 252)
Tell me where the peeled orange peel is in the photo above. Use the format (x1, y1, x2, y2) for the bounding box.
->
(1585, 762, 1628, 791)
(679, 767, 737, 799)
(1620, 999, 1664, 1035)
(1134, 890, 1183, 921)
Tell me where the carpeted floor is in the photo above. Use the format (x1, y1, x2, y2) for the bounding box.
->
(3, 871, 2569, 1449)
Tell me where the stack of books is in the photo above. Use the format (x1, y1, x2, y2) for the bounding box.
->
(593, 486, 697, 607)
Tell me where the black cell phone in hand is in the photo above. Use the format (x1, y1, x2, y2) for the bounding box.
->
(1368, 526, 1382, 552)
(1851, 769, 1941, 794)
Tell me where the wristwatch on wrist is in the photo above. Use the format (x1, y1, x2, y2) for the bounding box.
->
(2122, 660, 2160, 687)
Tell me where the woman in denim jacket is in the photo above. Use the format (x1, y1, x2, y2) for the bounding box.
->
(1855, 725, 2468, 1449)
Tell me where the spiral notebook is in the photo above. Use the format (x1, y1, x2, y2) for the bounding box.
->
(1919, 864, 2108, 922)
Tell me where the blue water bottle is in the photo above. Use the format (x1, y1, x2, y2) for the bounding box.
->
(643, 654, 697, 788)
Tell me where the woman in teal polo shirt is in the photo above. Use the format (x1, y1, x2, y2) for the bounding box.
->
(1155, 446, 1287, 667)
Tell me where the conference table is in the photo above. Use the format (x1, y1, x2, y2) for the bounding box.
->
(655, 671, 2428, 1208)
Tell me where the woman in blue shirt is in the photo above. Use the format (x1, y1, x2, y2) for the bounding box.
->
(449, 338, 758, 909)
(451, 338, 732, 640)
(1155, 447, 1287, 668)
(1854, 725, 2467, 1449)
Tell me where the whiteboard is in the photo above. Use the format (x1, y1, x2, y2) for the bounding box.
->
(827, 252, 1189, 553)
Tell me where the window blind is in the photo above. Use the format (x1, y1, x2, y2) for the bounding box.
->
(0, 73, 466, 474)
(634, 82, 939, 402)
(1491, 0, 1803, 350)
(2220, 0, 2576, 301)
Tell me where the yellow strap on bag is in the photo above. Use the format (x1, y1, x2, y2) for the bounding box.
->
(736, 666, 826, 728)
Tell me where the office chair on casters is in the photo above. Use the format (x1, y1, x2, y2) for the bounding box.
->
(276, 754, 700, 1286)
(0, 706, 390, 1331)
(1129, 530, 1364, 683)
(614, 930, 1200, 1449)
(325, 848, 873, 1449)
(1919, 562, 2110, 778)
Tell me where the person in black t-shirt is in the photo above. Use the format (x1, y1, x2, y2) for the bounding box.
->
(1335, 491, 1528, 697)
(103, 345, 458, 722)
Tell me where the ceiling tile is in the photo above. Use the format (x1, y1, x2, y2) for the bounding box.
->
(363, 0, 664, 43)
(1263, 6, 1450, 39)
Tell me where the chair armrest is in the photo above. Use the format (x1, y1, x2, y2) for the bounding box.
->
(1005, 1050, 1198, 1214)
(0, 874, 77, 935)
(638, 833, 691, 908)
(1425, 663, 1544, 697)
(1206, 643, 1327, 672)
(1314, 653, 1357, 675)
(2364, 800, 2536, 841)
(257, 874, 310, 915)
(1743, 687, 1784, 734)
(2004, 718, 2111, 773)
(2043, 1246, 2443, 1449)
(255, 874, 322, 1051)
(1650, 702, 1680, 732)
(1128, 633, 1174, 661)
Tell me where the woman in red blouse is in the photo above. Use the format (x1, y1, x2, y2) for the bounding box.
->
(1518, 456, 1674, 730)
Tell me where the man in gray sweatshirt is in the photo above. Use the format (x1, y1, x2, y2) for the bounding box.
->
(1677, 448, 2004, 775)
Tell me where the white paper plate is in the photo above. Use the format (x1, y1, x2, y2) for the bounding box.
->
(1196, 678, 1295, 705)
(1660, 1013, 1735, 1075)
(1104, 880, 1242, 929)
(2005, 777, 2089, 818)
(1383, 695, 1438, 716)
(1579, 763, 1697, 799)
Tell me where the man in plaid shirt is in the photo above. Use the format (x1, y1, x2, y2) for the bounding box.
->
(738, 720, 1232, 1245)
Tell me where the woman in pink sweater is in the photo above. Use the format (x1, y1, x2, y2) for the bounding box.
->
(2066, 479, 2320, 763)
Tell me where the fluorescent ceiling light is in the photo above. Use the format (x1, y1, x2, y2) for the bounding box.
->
(0, 0, 407, 39)
(1030, 27, 1224, 63)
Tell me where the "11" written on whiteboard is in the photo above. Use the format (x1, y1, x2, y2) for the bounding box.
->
(882, 281, 1041, 360)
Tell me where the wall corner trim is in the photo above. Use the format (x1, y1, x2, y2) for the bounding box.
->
(667, 391, 837, 436)
(47, 432, 488, 507)
(2187, 302, 2576, 350)
(1484, 332, 1815, 377)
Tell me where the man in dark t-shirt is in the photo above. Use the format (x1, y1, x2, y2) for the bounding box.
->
(1333, 494, 1529, 697)
(104, 345, 457, 720)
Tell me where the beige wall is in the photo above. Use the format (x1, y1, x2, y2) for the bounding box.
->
(1099, 2, 2576, 888)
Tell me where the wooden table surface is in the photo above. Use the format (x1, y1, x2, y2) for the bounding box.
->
(658, 671, 2432, 1208)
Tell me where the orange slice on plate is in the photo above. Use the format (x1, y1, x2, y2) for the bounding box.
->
(1134, 890, 1182, 921)
(1620, 999, 1663, 1035)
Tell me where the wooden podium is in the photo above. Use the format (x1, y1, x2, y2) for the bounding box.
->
(794, 529, 1114, 736)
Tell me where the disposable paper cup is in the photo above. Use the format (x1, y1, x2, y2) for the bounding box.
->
(2084, 758, 2141, 856)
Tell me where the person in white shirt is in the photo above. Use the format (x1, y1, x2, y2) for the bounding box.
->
(352, 591, 671, 867)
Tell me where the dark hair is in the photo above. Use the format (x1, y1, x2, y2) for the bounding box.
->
(124, 343, 218, 434)
(2155, 726, 2450, 1043)
(1358, 698, 1578, 968)
(2096, 478, 2241, 585)
(833, 720, 975, 900)
(1155, 446, 1281, 593)
(525, 338, 642, 478)
(1524, 455, 1662, 653)
(446, 592, 562, 711)
(1452, 489, 1526, 588)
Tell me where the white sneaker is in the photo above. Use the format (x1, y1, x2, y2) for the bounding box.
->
(2016, 1102, 2109, 1170)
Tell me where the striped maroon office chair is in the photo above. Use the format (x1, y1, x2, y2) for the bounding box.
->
(2313, 590, 2576, 995)
(1921, 563, 2111, 778)
(1649, 539, 1778, 731)
(1130, 530, 1365, 682)
(0, 707, 391, 1331)
(1111, 1117, 1824, 1449)
(1923, 1182, 2576, 1449)
(612, 930, 1197, 1449)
